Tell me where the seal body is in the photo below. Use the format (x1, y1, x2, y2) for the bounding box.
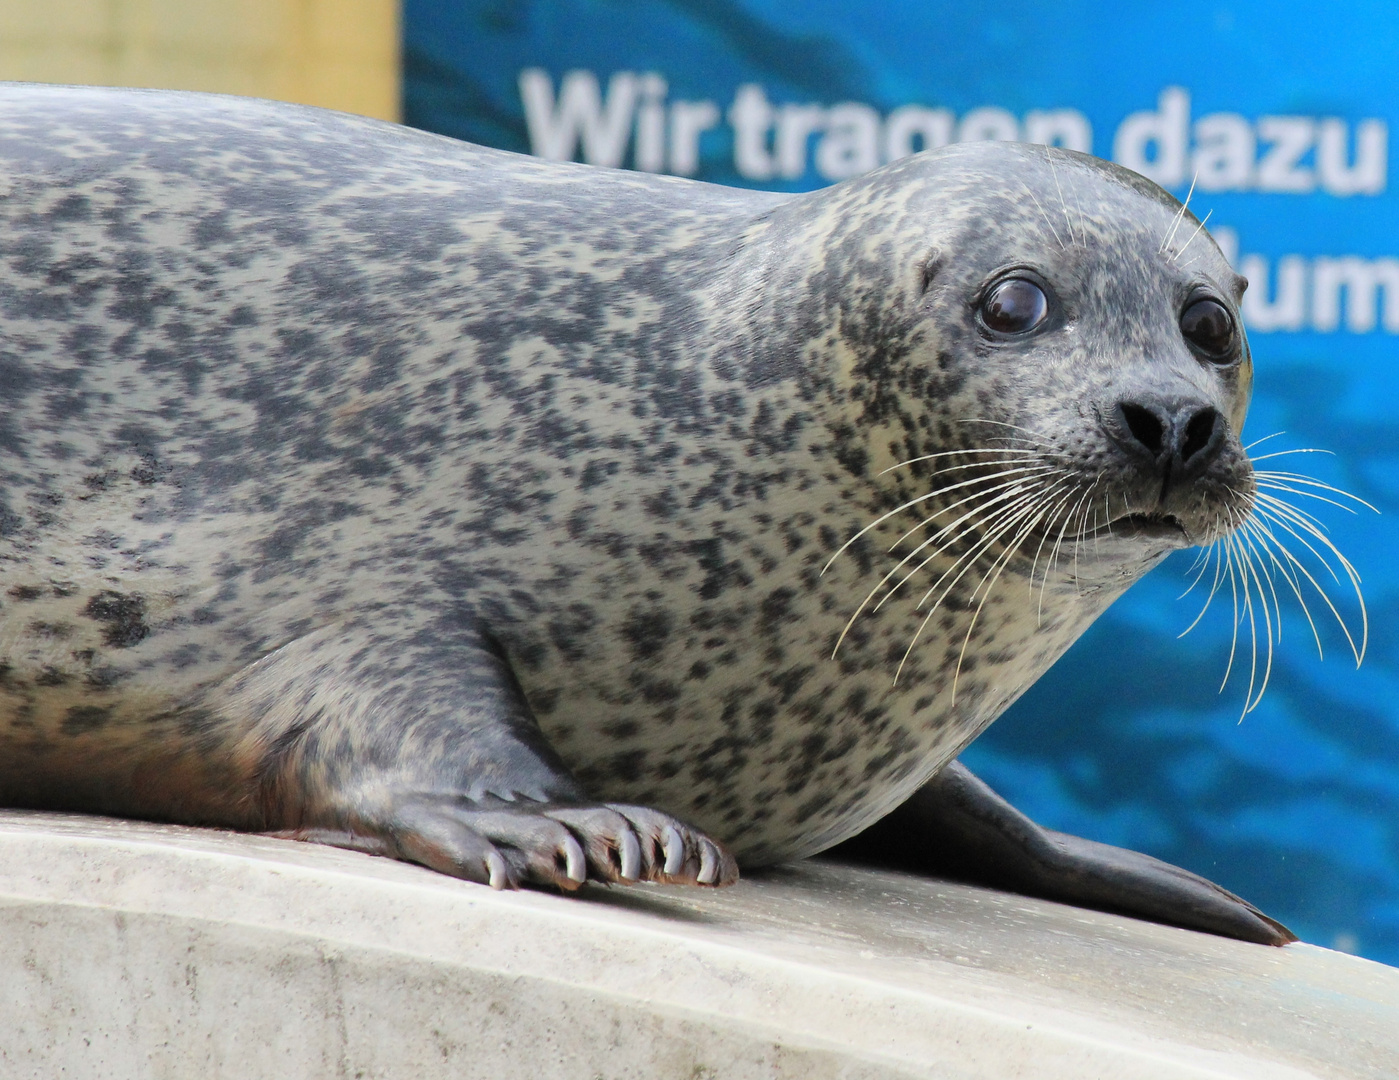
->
(0, 85, 1273, 927)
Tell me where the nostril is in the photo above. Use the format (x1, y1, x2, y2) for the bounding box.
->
(1119, 402, 1166, 457)
(1180, 406, 1222, 465)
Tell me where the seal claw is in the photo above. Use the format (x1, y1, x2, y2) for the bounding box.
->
(662, 825, 685, 876)
(486, 850, 510, 891)
(698, 842, 718, 885)
(562, 835, 587, 884)
(618, 829, 642, 882)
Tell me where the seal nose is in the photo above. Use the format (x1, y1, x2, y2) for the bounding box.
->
(1115, 399, 1226, 483)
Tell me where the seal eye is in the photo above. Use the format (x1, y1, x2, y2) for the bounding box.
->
(1180, 297, 1237, 360)
(980, 278, 1048, 335)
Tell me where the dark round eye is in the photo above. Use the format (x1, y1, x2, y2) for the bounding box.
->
(980, 278, 1048, 335)
(1180, 297, 1237, 360)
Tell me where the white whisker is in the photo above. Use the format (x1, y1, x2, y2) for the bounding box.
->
(1171, 208, 1213, 266)
(1159, 170, 1198, 253)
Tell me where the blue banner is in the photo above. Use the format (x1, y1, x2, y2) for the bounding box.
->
(406, 0, 1399, 964)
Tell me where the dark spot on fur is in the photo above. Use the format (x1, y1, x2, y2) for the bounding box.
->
(622, 608, 672, 661)
(84, 665, 127, 690)
(82, 591, 149, 647)
(62, 704, 113, 735)
(130, 452, 171, 485)
(606, 750, 646, 783)
(7, 585, 43, 601)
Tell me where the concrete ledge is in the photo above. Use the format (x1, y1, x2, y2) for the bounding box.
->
(0, 812, 1395, 1079)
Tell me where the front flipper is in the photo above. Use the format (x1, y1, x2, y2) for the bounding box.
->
(227, 620, 737, 891)
(280, 800, 734, 891)
(829, 760, 1296, 946)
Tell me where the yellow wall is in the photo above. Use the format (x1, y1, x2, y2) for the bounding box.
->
(0, 0, 400, 122)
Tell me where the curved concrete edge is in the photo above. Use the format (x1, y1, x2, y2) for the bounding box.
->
(0, 813, 1395, 1079)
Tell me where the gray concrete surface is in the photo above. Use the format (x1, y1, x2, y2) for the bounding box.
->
(0, 811, 1395, 1079)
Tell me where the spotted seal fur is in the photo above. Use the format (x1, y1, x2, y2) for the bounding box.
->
(0, 83, 1292, 944)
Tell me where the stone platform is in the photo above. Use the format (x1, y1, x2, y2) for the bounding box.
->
(0, 811, 1395, 1079)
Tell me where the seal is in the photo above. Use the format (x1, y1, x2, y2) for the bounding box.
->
(0, 83, 1293, 944)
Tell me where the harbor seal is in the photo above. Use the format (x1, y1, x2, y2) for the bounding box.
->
(0, 83, 1292, 943)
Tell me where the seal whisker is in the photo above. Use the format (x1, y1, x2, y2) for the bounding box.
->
(917, 480, 1069, 613)
(1180, 535, 1217, 587)
(1255, 480, 1367, 516)
(831, 468, 1060, 657)
(1250, 498, 1367, 663)
(1046, 147, 1078, 247)
(1021, 181, 1066, 250)
(1171, 208, 1214, 266)
(1178, 533, 1230, 637)
(1244, 431, 1288, 452)
(1070, 479, 1105, 585)
(1255, 492, 1334, 539)
(1255, 492, 1366, 591)
(1035, 485, 1090, 621)
(1040, 479, 1100, 614)
(873, 475, 1064, 612)
(1234, 529, 1270, 716)
(1159, 170, 1199, 254)
(1255, 471, 1377, 513)
(1072, 182, 1091, 249)
(957, 418, 1055, 444)
(888, 466, 1063, 551)
(1219, 530, 1245, 694)
(822, 461, 1051, 575)
(1027, 482, 1083, 604)
(1251, 507, 1363, 663)
(895, 490, 1054, 685)
(1238, 518, 1285, 648)
(1241, 516, 1327, 661)
(1179, 543, 1217, 599)
(899, 480, 1068, 613)
(876, 474, 1063, 615)
(1248, 447, 1335, 463)
(950, 492, 1062, 701)
(877, 447, 1040, 476)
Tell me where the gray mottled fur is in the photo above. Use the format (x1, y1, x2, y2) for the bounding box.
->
(0, 85, 1251, 875)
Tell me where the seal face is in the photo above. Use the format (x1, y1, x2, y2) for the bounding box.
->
(0, 85, 1262, 910)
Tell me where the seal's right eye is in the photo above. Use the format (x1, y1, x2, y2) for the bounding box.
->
(980, 278, 1048, 335)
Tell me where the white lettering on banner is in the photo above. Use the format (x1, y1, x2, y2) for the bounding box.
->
(1256, 117, 1316, 193)
(520, 69, 1091, 180)
(518, 71, 1387, 194)
(668, 100, 719, 176)
(1214, 229, 1399, 335)
(1114, 87, 1190, 187)
(1312, 257, 1399, 332)
(519, 69, 637, 167)
(728, 83, 775, 180)
(1114, 88, 1387, 196)
(883, 105, 954, 160)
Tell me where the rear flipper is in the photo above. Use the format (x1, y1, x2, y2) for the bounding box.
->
(828, 759, 1296, 946)
(229, 619, 738, 892)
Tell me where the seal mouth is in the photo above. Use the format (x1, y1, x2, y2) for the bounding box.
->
(1101, 512, 1190, 542)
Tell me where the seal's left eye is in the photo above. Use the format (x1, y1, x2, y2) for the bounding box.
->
(980, 278, 1048, 335)
(1180, 298, 1237, 360)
